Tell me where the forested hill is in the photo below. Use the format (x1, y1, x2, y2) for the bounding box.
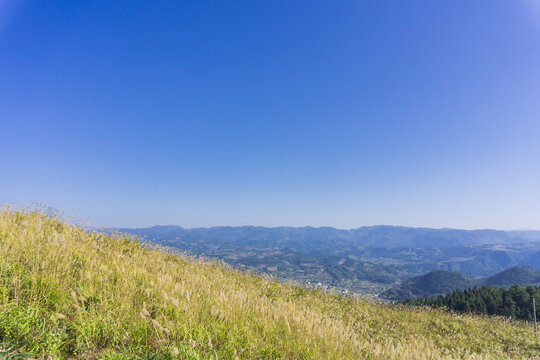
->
(379, 270, 475, 300)
(381, 266, 540, 300)
(482, 266, 540, 287)
(404, 285, 540, 322)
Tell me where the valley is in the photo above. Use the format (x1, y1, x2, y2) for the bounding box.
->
(119, 225, 540, 297)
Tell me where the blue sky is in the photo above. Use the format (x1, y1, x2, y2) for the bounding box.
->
(1, 1, 540, 229)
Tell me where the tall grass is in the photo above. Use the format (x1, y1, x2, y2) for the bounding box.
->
(0, 207, 539, 359)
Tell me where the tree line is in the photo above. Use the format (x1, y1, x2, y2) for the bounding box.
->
(403, 285, 540, 322)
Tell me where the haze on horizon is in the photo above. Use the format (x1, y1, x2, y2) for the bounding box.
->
(1, 1, 540, 230)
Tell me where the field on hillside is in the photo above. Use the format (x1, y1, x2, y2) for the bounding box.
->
(0, 208, 539, 359)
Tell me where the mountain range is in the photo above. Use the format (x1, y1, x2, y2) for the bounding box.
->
(118, 225, 540, 295)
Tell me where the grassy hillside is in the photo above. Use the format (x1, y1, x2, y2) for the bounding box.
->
(0, 208, 539, 359)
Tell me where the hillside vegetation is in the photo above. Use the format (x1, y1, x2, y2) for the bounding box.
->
(0, 208, 539, 359)
(404, 285, 540, 322)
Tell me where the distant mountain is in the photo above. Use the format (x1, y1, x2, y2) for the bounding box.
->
(518, 250, 540, 270)
(117, 224, 540, 295)
(509, 230, 540, 241)
(380, 266, 540, 300)
(379, 270, 475, 301)
(119, 225, 540, 249)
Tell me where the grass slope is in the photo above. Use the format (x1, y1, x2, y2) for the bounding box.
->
(0, 208, 539, 359)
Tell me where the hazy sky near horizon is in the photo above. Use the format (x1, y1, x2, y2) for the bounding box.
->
(1, 1, 540, 229)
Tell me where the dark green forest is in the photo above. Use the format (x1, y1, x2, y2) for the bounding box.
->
(403, 285, 540, 322)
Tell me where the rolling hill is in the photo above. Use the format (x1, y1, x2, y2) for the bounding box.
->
(481, 266, 540, 287)
(379, 270, 476, 300)
(1, 208, 539, 359)
(381, 266, 540, 300)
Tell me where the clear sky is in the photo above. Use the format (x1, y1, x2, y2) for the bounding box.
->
(1, 1, 540, 229)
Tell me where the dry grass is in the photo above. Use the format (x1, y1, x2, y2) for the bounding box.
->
(0, 207, 539, 359)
